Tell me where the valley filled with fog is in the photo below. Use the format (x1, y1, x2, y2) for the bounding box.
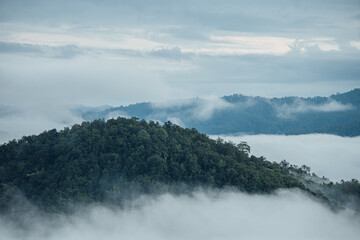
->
(214, 134, 360, 182)
(1, 127, 360, 240)
(1, 189, 360, 240)
(1, 0, 359, 239)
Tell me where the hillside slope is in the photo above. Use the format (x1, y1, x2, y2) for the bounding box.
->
(0, 117, 303, 212)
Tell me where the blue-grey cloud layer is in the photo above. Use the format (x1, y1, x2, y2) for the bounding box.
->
(0, 0, 359, 107)
(1, 0, 359, 36)
(0, 42, 83, 58)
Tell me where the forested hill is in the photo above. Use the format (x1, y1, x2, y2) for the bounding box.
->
(78, 89, 360, 136)
(0, 117, 303, 213)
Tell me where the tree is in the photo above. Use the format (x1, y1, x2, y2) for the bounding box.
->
(301, 165, 311, 174)
(280, 160, 289, 168)
(237, 141, 250, 156)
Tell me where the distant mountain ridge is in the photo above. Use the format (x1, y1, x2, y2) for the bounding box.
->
(77, 89, 360, 136)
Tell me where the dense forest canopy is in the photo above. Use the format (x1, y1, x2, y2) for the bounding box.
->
(0, 117, 304, 213)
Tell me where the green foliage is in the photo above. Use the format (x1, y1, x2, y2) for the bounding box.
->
(0, 118, 304, 212)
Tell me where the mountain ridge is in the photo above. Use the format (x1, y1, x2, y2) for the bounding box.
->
(77, 89, 360, 136)
(0, 117, 304, 213)
(1, 117, 359, 214)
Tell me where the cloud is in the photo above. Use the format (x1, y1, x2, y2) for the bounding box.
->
(214, 134, 360, 182)
(162, 45, 360, 98)
(0, 1, 359, 108)
(0, 104, 19, 117)
(0, 0, 359, 144)
(192, 98, 233, 120)
(0, 53, 193, 106)
(106, 110, 130, 120)
(1, 1, 358, 39)
(289, 38, 341, 53)
(192, 35, 295, 55)
(274, 100, 354, 118)
(151, 97, 233, 121)
(0, 104, 83, 144)
(1, 189, 359, 240)
(350, 41, 360, 50)
(166, 117, 185, 127)
(0, 41, 42, 54)
(148, 47, 190, 60)
(0, 41, 83, 58)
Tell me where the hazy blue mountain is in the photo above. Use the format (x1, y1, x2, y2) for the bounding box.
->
(76, 89, 360, 136)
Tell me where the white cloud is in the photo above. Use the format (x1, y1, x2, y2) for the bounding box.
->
(1, 189, 359, 240)
(0, 104, 83, 143)
(0, 54, 192, 106)
(214, 134, 360, 181)
(0, 10, 359, 110)
(0, 24, 164, 51)
(166, 117, 185, 127)
(204, 35, 295, 55)
(152, 97, 233, 121)
(289, 38, 341, 53)
(193, 98, 233, 120)
(350, 41, 360, 50)
(0, 0, 359, 145)
(0, 22, 347, 61)
(106, 110, 129, 120)
(274, 100, 354, 118)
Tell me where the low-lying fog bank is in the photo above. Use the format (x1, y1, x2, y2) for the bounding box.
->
(1, 189, 359, 240)
(212, 134, 360, 182)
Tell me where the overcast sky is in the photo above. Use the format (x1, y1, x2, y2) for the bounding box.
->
(0, 0, 359, 107)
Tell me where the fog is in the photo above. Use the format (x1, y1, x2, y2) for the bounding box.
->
(274, 100, 354, 118)
(151, 97, 233, 121)
(0, 189, 359, 240)
(0, 104, 83, 144)
(214, 134, 360, 182)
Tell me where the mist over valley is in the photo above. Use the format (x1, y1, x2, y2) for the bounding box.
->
(1, 0, 360, 239)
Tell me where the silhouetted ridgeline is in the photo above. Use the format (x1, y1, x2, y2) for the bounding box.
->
(0, 117, 303, 213)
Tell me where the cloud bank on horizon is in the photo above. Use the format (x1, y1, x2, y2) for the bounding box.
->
(0, 0, 359, 108)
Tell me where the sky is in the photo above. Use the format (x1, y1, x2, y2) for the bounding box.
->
(0, 0, 359, 108)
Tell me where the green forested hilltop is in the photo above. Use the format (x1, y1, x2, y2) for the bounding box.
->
(0, 117, 303, 212)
